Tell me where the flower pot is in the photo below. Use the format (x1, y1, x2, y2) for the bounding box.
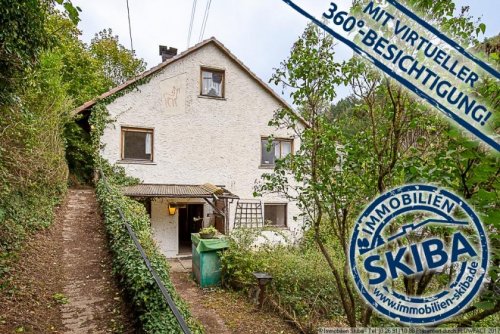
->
(199, 232, 215, 239)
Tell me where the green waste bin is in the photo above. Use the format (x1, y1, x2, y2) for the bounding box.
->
(191, 233, 229, 288)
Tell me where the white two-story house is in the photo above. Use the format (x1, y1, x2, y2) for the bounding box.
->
(74, 37, 305, 257)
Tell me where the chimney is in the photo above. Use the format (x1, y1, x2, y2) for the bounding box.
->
(159, 45, 178, 62)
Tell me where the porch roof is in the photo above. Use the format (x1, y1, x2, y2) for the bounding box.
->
(122, 183, 239, 199)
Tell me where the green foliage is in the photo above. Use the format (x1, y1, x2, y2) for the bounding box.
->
(221, 229, 346, 331)
(404, 126, 500, 324)
(261, 24, 370, 327)
(90, 29, 146, 87)
(0, 0, 81, 101)
(42, 12, 147, 182)
(64, 120, 94, 184)
(0, 12, 168, 334)
(404, 0, 480, 46)
(199, 226, 218, 235)
(95, 172, 203, 333)
(261, 0, 498, 327)
(45, 13, 108, 106)
(52, 292, 69, 305)
(0, 0, 49, 100)
(53, 0, 81, 25)
(0, 50, 69, 276)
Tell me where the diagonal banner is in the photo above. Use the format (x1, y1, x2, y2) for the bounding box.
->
(281, 0, 500, 152)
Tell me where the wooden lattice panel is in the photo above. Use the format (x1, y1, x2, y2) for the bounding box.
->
(234, 200, 264, 228)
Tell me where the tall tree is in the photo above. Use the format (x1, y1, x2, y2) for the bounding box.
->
(0, 0, 81, 102)
(43, 15, 147, 183)
(90, 29, 146, 88)
(258, 24, 372, 327)
(262, 0, 498, 327)
(0, 0, 50, 101)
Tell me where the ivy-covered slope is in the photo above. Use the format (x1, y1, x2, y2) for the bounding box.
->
(95, 171, 204, 333)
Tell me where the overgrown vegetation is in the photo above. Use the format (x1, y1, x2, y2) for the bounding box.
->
(221, 229, 346, 333)
(0, 1, 76, 278)
(247, 0, 499, 329)
(95, 171, 204, 333)
(46, 12, 146, 183)
(0, 0, 146, 280)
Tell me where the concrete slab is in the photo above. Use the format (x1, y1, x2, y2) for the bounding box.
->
(168, 258, 191, 273)
(179, 259, 192, 271)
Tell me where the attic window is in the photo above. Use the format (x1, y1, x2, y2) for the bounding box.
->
(201, 68, 224, 98)
(121, 127, 153, 161)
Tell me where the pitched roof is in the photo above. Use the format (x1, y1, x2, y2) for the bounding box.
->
(72, 37, 301, 122)
(122, 183, 239, 199)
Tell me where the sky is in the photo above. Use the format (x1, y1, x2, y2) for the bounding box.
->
(71, 0, 499, 102)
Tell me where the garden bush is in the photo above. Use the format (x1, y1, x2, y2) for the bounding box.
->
(96, 172, 203, 333)
(220, 229, 346, 332)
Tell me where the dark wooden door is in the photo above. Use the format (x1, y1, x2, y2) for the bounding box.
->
(187, 204, 204, 233)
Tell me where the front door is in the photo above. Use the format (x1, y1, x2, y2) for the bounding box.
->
(178, 204, 204, 254)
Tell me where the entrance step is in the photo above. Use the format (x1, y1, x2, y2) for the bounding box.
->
(168, 258, 192, 273)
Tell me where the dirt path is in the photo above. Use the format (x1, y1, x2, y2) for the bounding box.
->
(0, 198, 67, 333)
(0, 188, 135, 333)
(169, 259, 299, 334)
(60, 189, 135, 333)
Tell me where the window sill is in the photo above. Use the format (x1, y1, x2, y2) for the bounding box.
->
(233, 226, 288, 231)
(198, 95, 226, 101)
(263, 226, 289, 231)
(117, 160, 156, 165)
(259, 165, 275, 169)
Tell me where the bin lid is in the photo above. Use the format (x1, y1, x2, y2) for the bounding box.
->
(191, 233, 229, 252)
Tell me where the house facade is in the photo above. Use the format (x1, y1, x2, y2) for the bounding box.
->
(75, 38, 304, 257)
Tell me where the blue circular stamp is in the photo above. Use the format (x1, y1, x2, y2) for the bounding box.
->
(349, 184, 488, 325)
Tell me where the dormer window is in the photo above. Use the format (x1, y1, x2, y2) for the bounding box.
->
(201, 68, 224, 98)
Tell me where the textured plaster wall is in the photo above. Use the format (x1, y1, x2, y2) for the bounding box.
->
(150, 198, 178, 256)
(101, 42, 304, 255)
(150, 198, 211, 257)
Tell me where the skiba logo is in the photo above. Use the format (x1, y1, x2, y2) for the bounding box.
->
(349, 184, 489, 325)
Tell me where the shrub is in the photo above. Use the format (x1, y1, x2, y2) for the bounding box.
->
(96, 173, 203, 333)
(0, 51, 69, 278)
(220, 229, 345, 332)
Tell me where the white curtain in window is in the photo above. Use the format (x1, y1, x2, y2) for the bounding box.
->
(203, 71, 222, 96)
(281, 141, 291, 157)
(273, 141, 281, 159)
(145, 133, 152, 154)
